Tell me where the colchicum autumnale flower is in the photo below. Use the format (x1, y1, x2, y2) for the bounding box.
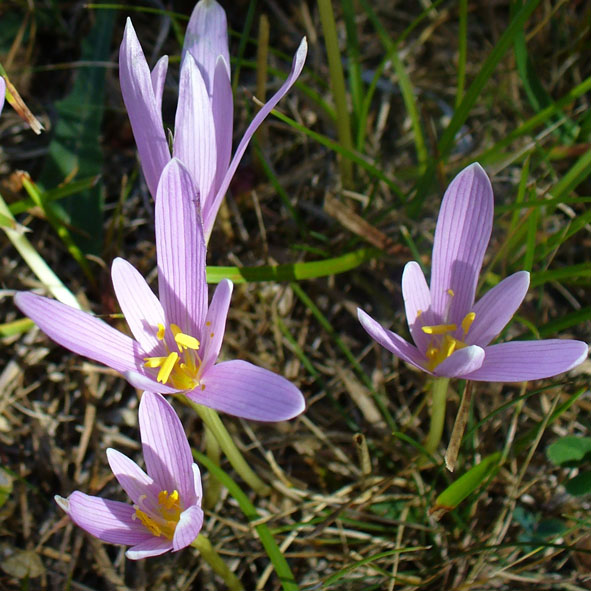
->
(55, 392, 203, 559)
(358, 163, 588, 381)
(119, 0, 307, 239)
(16, 159, 305, 421)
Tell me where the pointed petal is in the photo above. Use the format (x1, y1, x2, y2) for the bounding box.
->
(123, 370, 178, 394)
(430, 163, 494, 325)
(183, 0, 230, 92)
(111, 257, 165, 355)
(126, 537, 173, 560)
(357, 308, 428, 373)
(467, 271, 530, 347)
(63, 492, 151, 545)
(14, 292, 144, 376)
(172, 505, 204, 551)
(462, 340, 589, 382)
(211, 57, 233, 201)
(155, 159, 207, 336)
(151, 55, 168, 114)
(139, 392, 196, 505)
(119, 19, 170, 197)
(192, 463, 203, 503)
(204, 37, 308, 238)
(173, 54, 217, 209)
(401, 261, 436, 353)
(106, 448, 155, 506)
(433, 345, 485, 377)
(193, 360, 305, 421)
(200, 279, 232, 374)
(0, 77, 5, 116)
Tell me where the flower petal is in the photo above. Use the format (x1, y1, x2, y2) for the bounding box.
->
(155, 159, 207, 337)
(357, 308, 428, 372)
(173, 54, 217, 209)
(111, 257, 165, 355)
(139, 392, 196, 505)
(430, 163, 494, 325)
(0, 77, 5, 116)
(401, 261, 435, 353)
(192, 463, 203, 503)
(433, 345, 485, 377)
(200, 279, 232, 374)
(14, 292, 144, 376)
(467, 271, 530, 347)
(126, 537, 173, 560)
(151, 55, 168, 115)
(210, 57, 233, 203)
(204, 37, 308, 238)
(172, 505, 204, 551)
(123, 370, 178, 394)
(106, 448, 155, 506)
(194, 360, 305, 421)
(462, 340, 589, 382)
(60, 491, 151, 545)
(183, 0, 230, 92)
(119, 19, 170, 198)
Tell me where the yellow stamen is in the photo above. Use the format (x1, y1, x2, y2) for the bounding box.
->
(175, 332, 200, 351)
(422, 323, 457, 335)
(158, 489, 180, 510)
(416, 309, 422, 317)
(157, 352, 179, 383)
(144, 356, 168, 368)
(156, 323, 166, 340)
(134, 509, 162, 537)
(461, 312, 476, 335)
(447, 288, 455, 297)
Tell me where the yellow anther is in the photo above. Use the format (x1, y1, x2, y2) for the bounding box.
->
(461, 312, 476, 335)
(156, 352, 179, 383)
(421, 323, 457, 335)
(442, 335, 457, 358)
(447, 288, 455, 297)
(175, 332, 200, 351)
(416, 309, 422, 317)
(156, 324, 166, 340)
(134, 509, 162, 537)
(144, 356, 167, 368)
(158, 489, 180, 510)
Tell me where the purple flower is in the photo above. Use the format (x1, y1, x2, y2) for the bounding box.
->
(55, 392, 203, 559)
(358, 163, 588, 381)
(119, 0, 307, 239)
(15, 159, 305, 421)
(0, 77, 5, 115)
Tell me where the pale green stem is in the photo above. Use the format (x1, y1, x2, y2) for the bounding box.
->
(178, 396, 270, 496)
(317, 0, 354, 188)
(424, 377, 450, 455)
(203, 424, 223, 509)
(191, 534, 244, 591)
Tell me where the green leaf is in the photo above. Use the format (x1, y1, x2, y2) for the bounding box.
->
(38, 10, 114, 254)
(547, 436, 591, 466)
(565, 471, 591, 496)
(431, 452, 501, 518)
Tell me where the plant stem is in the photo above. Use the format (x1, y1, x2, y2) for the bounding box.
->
(178, 396, 270, 496)
(191, 534, 244, 591)
(203, 424, 223, 509)
(424, 377, 449, 455)
(317, 0, 354, 188)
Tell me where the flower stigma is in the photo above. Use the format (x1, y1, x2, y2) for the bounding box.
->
(133, 490, 182, 539)
(421, 312, 476, 371)
(144, 323, 204, 389)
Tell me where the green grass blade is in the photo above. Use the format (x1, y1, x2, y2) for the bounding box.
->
(193, 450, 299, 591)
(0, 192, 80, 309)
(206, 247, 379, 283)
(455, 0, 468, 109)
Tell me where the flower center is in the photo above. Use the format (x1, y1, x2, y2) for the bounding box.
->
(144, 323, 205, 390)
(421, 312, 475, 371)
(133, 489, 182, 540)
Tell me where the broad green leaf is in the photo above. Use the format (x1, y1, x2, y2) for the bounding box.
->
(547, 436, 591, 466)
(565, 471, 591, 496)
(38, 10, 113, 254)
